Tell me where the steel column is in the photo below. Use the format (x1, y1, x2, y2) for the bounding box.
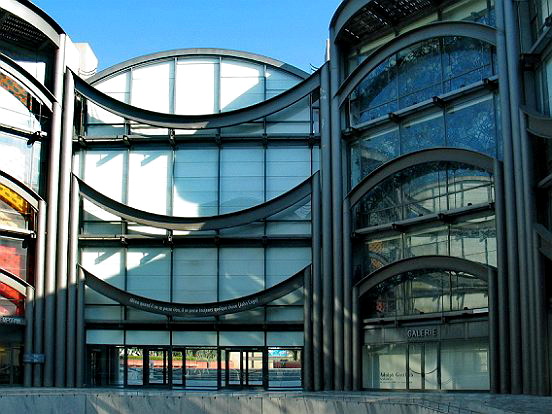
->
(33, 199, 46, 387)
(43, 34, 66, 387)
(66, 175, 80, 386)
(352, 285, 360, 390)
(23, 285, 35, 387)
(493, 159, 510, 393)
(76, 266, 85, 387)
(496, 0, 521, 394)
(303, 266, 313, 391)
(54, 68, 74, 387)
(343, 198, 352, 390)
(330, 28, 344, 391)
(533, 230, 550, 395)
(312, 171, 323, 390)
(320, 62, 334, 390)
(488, 267, 499, 393)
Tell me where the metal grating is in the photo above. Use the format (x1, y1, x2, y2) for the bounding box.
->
(337, 0, 441, 45)
(0, 11, 49, 49)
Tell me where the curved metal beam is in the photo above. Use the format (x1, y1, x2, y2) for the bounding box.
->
(74, 69, 320, 129)
(348, 148, 495, 207)
(0, 0, 63, 46)
(76, 172, 315, 231)
(522, 107, 552, 139)
(348, 148, 495, 208)
(0, 168, 42, 210)
(88, 48, 309, 84)
(355, 255, 492, 298)
(0, 267, 31, 295)
(337, 21, 497, 106)
(0, 53, 55, 110)
(81, 264, 306, 317)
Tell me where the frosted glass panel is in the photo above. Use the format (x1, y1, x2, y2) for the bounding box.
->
(0, 133, 41, 191)
(131, 62, 171, 113)
(85, 306, 123, 321)
(86, 330, 124, 345)
(82, 149, 126, 221)
(127, 248, 170, 301)
(88, 72, 129, 126)
(172, 331, 217, 346)
(266, 307, 303, 322)
(267, 331, 303, 346)
(220, 146, 263, 213)
(220, 60, 264, 111)
(266, 146, 311, 200)
(219, 331, 263, 346)
(219, 247, 264, 300)
(266, 247, 310, 287)
(173, 146, 218, 216)
(82, 248, 124, 305)
(266, 67, 301, 96)
(126, 331, 170, 345)
(176, 58, 217, 114)
(173, 248, 217, 303)
(128, 149, 170, 214)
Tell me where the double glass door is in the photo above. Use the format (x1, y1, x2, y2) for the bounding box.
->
(222, 348, 266, 389)
(126, 347, 169, 387)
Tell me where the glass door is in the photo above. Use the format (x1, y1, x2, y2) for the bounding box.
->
(145, 348, 169, 386)
(408, 342, 439, 390)
(223, 348, 266, 389)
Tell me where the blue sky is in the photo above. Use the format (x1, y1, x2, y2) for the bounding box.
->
(33, 0, 341, 73)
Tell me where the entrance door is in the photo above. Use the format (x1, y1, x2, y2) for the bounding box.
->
(408, 342, 438, 390)
(145, 348, 169, 386)
(223, 348, 266, 389)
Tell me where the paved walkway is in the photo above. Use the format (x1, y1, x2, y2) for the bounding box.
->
(1, 388, 552, 413)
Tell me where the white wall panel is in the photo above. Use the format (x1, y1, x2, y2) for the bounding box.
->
(173, 248, 217, 303)
(173, 146, 218, 217)
(82, 248, 124, 305)
(219, 247, 263, 300)
(128, 148, 170, 214)
(175, 58, 217, 114)
(172, 331, 217, 346)
(86, 329, 124, 345)
(131, 62, 171, 113)
(219, 331, 264, 346)
(127, 248, 170, 301)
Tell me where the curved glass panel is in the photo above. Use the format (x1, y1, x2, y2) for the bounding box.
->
(350, 36, 495, 126)
(0, 132, 42, 192)
(362, 214, 496, 275)
(0, 282, 24, 317)
(0, 71, 44, 132)
(0, 236, 28, 281)
(0, 184, 31, 230)
(362, 269, 488, 319)
(350, 94, 497, 186)
(353, 162, 494, 230)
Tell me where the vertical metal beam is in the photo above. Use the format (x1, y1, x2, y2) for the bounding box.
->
(533, 230, 550, 395)
(303, 266, 313, 391)
(488, 267, 499, 393)
(43, 33, 66, 387)
(66, 175, 80, 387)
(23, 285, 35, 387)
(330, 29, 344, 391)
(496, 0, 522, 394)
(352, 285, 361, 390)
(320, 61, 334, 390)
(76, 266, 86, 387)
(493, 159, 510, 393)
(33, 199, 46, 387)
(343, 198, 352, 390)
(54, 68, 74, 387)
(311, 171, 323, 391)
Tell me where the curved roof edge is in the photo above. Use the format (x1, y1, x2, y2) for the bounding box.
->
(1, 0, 65, 46)
(88, 48, 310, 84)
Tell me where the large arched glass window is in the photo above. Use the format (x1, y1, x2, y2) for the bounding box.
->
(353, 162, 494, 230)
(349, 36, 496, 125)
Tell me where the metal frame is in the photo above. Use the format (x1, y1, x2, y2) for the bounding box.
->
(522, 107, 552, 139)
(336, 21, 497, 106)
(88, 48, 309, 85)
(0, 52, 56, 110)
(74, 69, 320, 130)
(347, 147, 495, 207)
(80, 264, 307, 318)
(0, 0, 64, 47)
(0, 168, 42, 210)
(76, 172, 315, 231)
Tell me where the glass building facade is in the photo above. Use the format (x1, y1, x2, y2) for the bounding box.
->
(0, 0, 551, 395)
